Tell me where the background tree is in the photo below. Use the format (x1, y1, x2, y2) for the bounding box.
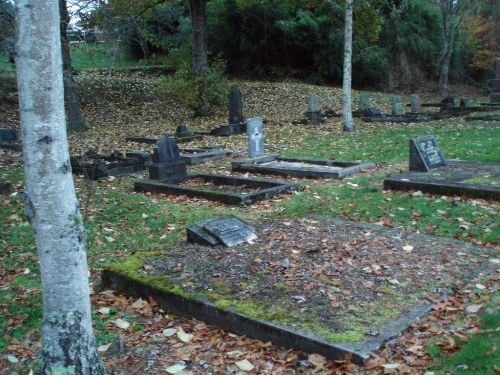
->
(15, 0, 105, 373)
(342, 0, 355, 132)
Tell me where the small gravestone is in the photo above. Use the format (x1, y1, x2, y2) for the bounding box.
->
(459, 97, 470, 108)
(440, 96, 455, 111)
(0, 128, 17, 142)
(359, 93, 370, 112)
(149, 135, 187, 180)
(306, 95, 321, 124)
(410, 94, 423, 113)
(247, 117, 264, 159)
(175, 124, 191, 137)
(409, 135, 446, 172)
(228, 85, 244, 125)
(392, 96, 404, 116)
(187, 216, 257, 247)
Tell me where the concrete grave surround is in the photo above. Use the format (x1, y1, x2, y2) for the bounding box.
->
(102, 216, 498, 363)
(247, 117, 265, 158)
(187, 216, 257, 247)
(409, 135, 446, 172)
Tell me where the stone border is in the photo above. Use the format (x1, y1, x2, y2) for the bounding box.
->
(134, 173, 300, 205)
(232, 155, 375, 179)
(180, 149, 234, 165)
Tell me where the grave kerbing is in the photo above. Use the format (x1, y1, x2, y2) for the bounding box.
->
(247, 117, 265, 159)
(409, 135, 446, 172)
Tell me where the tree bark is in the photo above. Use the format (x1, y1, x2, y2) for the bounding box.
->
(189, 0, 209, 115)
(342, 0, 355, 132)
(60, 0, 86, 130)
(15, 1, 105, 373)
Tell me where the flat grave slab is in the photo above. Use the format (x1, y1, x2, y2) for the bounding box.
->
(125, 135, 203, 144)
(179, 147, 234, 165)
(134, 173, 300, 205)
(384, 160, 500, 199)
(102, 216, 498, 363)
(232, 155, 375, 179)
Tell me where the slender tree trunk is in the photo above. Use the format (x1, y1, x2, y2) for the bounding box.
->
(15, 1, 105, 373)
(60, 0, 86, 130)
(342, 0, 355, 132)
(189, 0, 209, 115)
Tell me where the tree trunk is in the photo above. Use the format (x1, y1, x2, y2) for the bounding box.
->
(15, 1, 105, 373)
(189, 0, 209, 115)
(60, 0, 86, 130)
(342, 0, 355, 132)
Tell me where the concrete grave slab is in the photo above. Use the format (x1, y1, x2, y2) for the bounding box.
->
(384, 160, 500, 200)
(102, 216, 498, 363)
(134, 174, 300, 205)
(232, 155, 375, 179)
(187, 216, 257, 247)
(179, 147, 234, 165)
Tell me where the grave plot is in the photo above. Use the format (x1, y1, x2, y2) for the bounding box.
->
(102, 216, 498, 363)
(233, 117, 375, 179)
(70, 150, 151, 180)
(384, 135, 500, 199)
(134, 134, 299, 205)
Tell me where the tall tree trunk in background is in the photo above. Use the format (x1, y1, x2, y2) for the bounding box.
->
(189, 0, 209, 115)
(342, 0, 355, 132)
(60, 0, 86, 129)
(15, 1, 105, 373)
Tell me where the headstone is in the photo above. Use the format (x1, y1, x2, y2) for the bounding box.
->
(306, 95, 321, 124)
(489, 58, 500, 103)
(0, 128, 18, 142)
(187, 216, 257, 247)
(247, 117, 264, 159)
(410, 94, 423, 113)
(228, 85, 244, 124)
(440, 96, 455, 111)
(409, 135, 446, 172)
(149, 134, 187, 180)
(391, 96, 404, 116)
(363, 108, 382, 117)
(459, 97, 470, 108)
(175, 124, 191, 137)
(359, 93, 370, 112)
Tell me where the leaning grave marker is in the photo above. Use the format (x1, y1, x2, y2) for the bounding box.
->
(187, 216, 257, 247)
(102, 215, 498, 363)
(233, 118, 375, 179)
(134, 134, 299, 205)
(384, 135, 500, 199)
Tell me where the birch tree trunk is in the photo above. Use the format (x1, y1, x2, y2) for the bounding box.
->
(342, 0, 355, 132)
(189, 0, 209, 115)
(15, 1, 105, 373)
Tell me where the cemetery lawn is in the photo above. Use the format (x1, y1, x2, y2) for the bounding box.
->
(0, 73, 499, 373)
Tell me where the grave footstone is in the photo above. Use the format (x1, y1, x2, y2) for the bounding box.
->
(409, 135, 446, 172)
(392, 96, 404, 116)
(228, 85, 244, 125)
(0, 128, 18, 142)
(175, 124, 191, 137)
(488, 58, 500, 103)
(247, 117, 264, 159)
(187, 216, 257, 247)
(459, 97, 470, 108)
(306, 95, 321, 124)
(359, 93, 370, 112)
(149, 135, 187, 180)
(410, 94, 423, 113)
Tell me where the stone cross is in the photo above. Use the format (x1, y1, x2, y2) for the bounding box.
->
(247, 117, 264, 159)
(392, 96, 404, 116)
(228, 85, 244, 124)
(359, 92, 370, 112)
(410, 94, 423, 113)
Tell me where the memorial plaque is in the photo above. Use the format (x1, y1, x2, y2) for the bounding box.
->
(247, 117, 264, 159)
(228, 85, 244, 124)
(202, 217, 257, 247)
(409, 135, 446, 172)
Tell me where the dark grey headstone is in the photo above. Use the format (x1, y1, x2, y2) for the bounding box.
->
(228, 85, 244, 124)
(176, 124, 191, 137)
(149, 135, 187, 180)
(440, 96, 455, 110)
(392, 96, 404, 116)
(459, 97, 470, 108)
(0, 128, 18, 142)
(410, 94, 423, 113)
(409, 135, 446, 172)
(153, 134, 181, 163)
(359, 93, 370, 112)
(247, 117, 264, 158)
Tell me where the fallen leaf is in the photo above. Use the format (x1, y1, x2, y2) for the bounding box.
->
(114, 318, 130, 329)
(403, 245, 413, 252)
(235, 359, 255, 371)
(465, 304, 483, 314)
(165, 364, 187, 374)
(162, 328, 177, 337)
(308, 353, 327, 367)
(98, 343, 111, 352)
(382, 363, 400, 369)
(98, 307, 111, 315)
(6, 354, 19, 363)
(132, 298, 148, 309)
(177, 327, 194, 343)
